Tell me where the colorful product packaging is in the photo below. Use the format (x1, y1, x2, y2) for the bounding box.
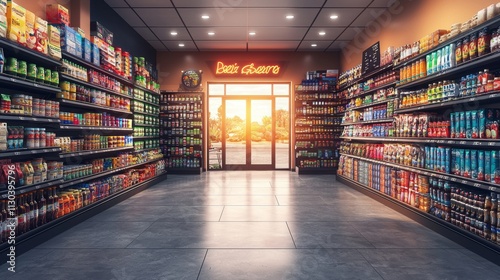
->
(25, 9, 36, 50)
(74, 30, 82, 58)
(83, 38, 92, 62)
(35, 17, 48, 54)
(478, 150, 485, 181)
(478, 109, 486, 139)
(459, 111, 466, 138)
(465, 111, 472, 138)
(0, 0, 7, 38)
(91, 43, 100, 66)
(6, 0, 26, 45)
(46, 4, 70, 26)
(485, 150, 491, 181)
(47, 24, 61, 59)
(471, 110, 478, 138)
(470, 149, 478, 179)
(491, 150, 498, 183)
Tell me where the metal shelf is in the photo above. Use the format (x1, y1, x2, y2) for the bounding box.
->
(0, 73, 61, 94)
(60, 74, 133, 100)
(133, 98, 160, 107)
(341, 136, 500, 148)
(134, 84, 160, 96)
(58, 98, 133, 116)
(347, 82, 397, 100)
(59, 158, 163, 188)
(59, 146, 134, 158)
(340, 153, 500, 193)
(60, 125, 133, 132)
(0, 114, 60, 123)
(0, 178, 64, 199)
(134, 147, 160, 153)
(0, 37, 62, 67)
(62, 51, 133, 86)
(341, 118, 393, 126)
(394, 15, 500, 70)
(133, 123, 159, 127)
(346, 97, 396, 111)
(134, 136, 158, 140)
(396, 51, 500, 90)
(395, 90, 500, 113)
(134, 111, 159, 117)
(0, 147, 61, 159)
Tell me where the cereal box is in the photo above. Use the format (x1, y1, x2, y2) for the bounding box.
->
(83, 38, 92, 62)
(47, 24, 61, 59)
(0, 0, 7, 37)
(25, 9, 36, 50)
(6, 0, 26, 45)
(46, 4, 69, 25)
(35, 17, 48, 54)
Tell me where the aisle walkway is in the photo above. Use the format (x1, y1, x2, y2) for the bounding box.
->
(2, 171, 500, 279)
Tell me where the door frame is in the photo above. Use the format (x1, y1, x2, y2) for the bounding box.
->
(222, 96, 275, 170)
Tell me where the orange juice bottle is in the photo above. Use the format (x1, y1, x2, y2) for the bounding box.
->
(420, 58, 426, 77)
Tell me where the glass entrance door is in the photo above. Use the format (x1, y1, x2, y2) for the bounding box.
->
(224, 98, 273, 170)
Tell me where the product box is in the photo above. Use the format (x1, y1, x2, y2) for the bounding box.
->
(432, 29, 449, 48)
(478, 109, 486, 138)
(464, 149, 471, 178)
(485, 150, 491, 181)
(459, 111, 466, 138)
(470, 149, 477, 179)
(6, 0, 26, 45)
(91, 21, 113, 45)
(91, 43, 100, 66)
(74, 30, 82, 58)
(46, 4, 69, 26)
(52, 24, 76, 55)
(492, 150, 499, 184)
(34, 17, 48, 54)
(465, 111, 472, 138)
(0, 0, 7, 38)
(83, 38, 92, 62)
(471, 110, 478, 138)
(47, 24, 60, 47)
(478, 150, 485, 181)
(486, 109, 499, 139)
(25, 9, 36, 50)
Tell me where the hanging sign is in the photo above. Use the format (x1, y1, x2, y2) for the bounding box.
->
(214, 61, 282, 76)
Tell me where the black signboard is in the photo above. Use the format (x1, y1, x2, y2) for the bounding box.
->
(361, 41, 380, 75)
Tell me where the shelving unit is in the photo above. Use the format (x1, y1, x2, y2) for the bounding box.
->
(0, 42, 167, 257)
(337, 16, 500, 261)
(160, 91, 204, 174)
(294, 90, 344, 174)
(132, 88, 161, 152)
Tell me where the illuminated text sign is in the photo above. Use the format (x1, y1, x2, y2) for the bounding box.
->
(215, 61, 281, 76)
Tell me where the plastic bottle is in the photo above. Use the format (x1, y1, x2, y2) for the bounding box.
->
(436, 49, 442, 72)
(449, 43, 456, 67)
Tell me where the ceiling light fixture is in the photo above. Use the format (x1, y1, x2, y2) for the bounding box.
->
(311, 44, 317, 47)
(330, 15, 339, 19)
(208, 32, 215, 36)
(319, 31, 326, 36)
(249, 32, 256, 36)
(179, 43, 185, 47)
(286, 15, 294, 19)
(201, 15, 210, 19)
(170, 31, 178, 36)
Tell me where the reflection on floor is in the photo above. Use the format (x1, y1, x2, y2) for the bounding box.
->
(1, 171, 500, 279)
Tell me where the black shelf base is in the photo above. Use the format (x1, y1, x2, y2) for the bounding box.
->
(0, 172, 167, 263)
(295, 167, 337, 175)
(166, 168, 202, 174)
(336, 175, 500, 266)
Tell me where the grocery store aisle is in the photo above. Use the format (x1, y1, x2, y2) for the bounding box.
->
(2, 171, 500, 279)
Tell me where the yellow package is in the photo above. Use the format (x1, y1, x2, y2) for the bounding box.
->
(48, 44, 61, 59)
(6, 0, 26, 45)
(0, 0, 7, 37)
(25, 9, 36, 49)
(35, 17, 48, 54)
(48, 24, 60, 47)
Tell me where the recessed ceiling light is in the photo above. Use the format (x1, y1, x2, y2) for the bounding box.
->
(319, 31, 326, 36)
(201, 15, 210, 19)
(311, 44, 318, 47)
(286, 15, 294, 19)
(179, 43, 185, 47)
(330, 15, 339, 19)
(170, 31, 178, 36)
(208, 32, 215, 36)
(249, 32, 256, 36)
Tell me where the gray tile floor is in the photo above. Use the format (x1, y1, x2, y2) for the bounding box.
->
(1, 171, 500, 279)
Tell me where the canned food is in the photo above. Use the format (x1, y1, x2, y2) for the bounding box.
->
(6, 57, 18, 75)
(45, 69, 52, 84)
(36, 67, 45, 83)
(17, 60, 27, 78)
(27, 63, 37, 80)
(51, 71, 59, 86)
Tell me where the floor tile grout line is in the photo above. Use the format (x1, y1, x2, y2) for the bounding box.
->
(218, 206, 226, 222)
(347, 221, 377, 249)
(355, 248, 387, 280)
(275, 195, 280, 206)
(123, 221, 158, 249)
(285, 222, 298, 249)
(196, 249, 209, 280)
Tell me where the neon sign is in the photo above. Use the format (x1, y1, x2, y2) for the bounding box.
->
(215, 61, 281, 76)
